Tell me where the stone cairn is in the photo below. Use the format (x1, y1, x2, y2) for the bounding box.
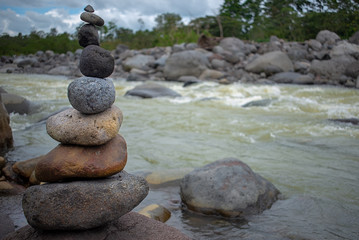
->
(21, 5, 149, 231)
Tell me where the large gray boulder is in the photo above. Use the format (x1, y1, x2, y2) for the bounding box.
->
(22, 171, 148, 230)
(245, 51, 294, 75)
(316, 30, 340, 45)
(180, 158, 280, 217)
(123, 54, 155, 71)
(310, 55, 357, 79)
(125, 82, 181, 98)
(164, 50, 210, 80)
(0, 93, 37, 115)
(330, 41, 359, 58)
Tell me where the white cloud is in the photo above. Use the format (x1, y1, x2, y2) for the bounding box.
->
(0, 0, 223, 35)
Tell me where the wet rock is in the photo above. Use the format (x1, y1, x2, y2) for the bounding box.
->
(164, 50, 210, 80)
(12, 155, 44, 179)
(269, 72, 314, 84)
(125, 82, 181, 98)
(80, 12, 104, 26)
(78, 24, 99, 48)
(245, 51, 294, 75)
(29, 171, 40, 185)
(80, 45, 114, 78)
(35, 134, 127, 182)
(138, 204, 171, 223)
(180, 158, 280, 218)
(328, 118, 359, 125)
(1, 93, 35, 115)
(2, 162, 22, 183)
(0, 97, 13, 154)
(3, 212, 190, 240)
(242, 99, 272, 108)
(0, 156, 5, 168)
(67, 77, 115, 114)
(46, 106, 123, 146)
(144, 168, 194, 186)
(22, 171, 148, 230)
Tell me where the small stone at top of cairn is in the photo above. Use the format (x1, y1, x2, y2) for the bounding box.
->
(84, 5, 95, 12)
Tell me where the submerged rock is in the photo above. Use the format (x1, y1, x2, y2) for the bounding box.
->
(125, 82, 181, 98)
(3, 212, 190, 240)
(180, 158, 280, 218)
(22, 171, 149, 230)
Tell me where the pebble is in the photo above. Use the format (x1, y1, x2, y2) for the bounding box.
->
(80, 45, 114, 78)
(35, 134, 127, 182)
(22, 171, 149, 230)
(78, 24, 99, 48)
(46, 106, 123, 146)
(68, 77, 115, 114)
(12, 155, 44, 179)
(84, 5, 94, 12)
(80, 12, 104, 26)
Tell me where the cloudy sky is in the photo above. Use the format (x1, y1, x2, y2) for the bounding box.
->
(0, 0, 223, 36)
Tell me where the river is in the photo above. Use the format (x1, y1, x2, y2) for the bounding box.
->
(1, 73, 359, 239)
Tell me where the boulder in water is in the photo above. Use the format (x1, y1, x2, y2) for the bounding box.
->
(125, 82, 181, 98)
(180, 158, 280, 217)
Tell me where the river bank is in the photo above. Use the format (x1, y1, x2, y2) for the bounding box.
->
(1, 30, 359, 88)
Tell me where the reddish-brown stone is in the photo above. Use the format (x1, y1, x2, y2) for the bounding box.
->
(35, 134, 127, 182)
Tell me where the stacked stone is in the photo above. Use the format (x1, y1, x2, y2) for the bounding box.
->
(21, 5, 149, 231)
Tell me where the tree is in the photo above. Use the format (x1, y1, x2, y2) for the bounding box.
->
(154, 13, 183, 33)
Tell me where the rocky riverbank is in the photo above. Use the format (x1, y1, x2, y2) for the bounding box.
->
(1, 30, 359, 88)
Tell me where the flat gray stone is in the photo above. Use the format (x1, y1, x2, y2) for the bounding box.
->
(22, 171, 149, 230)
(3, 212, 190, 240)
(80, 45, 114, 78)
(68, 77, 115, 114)
(80, 12, 104, 26)
(84, 5, 94, 12)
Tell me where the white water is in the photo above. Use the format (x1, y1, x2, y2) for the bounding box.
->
(1, 74, 359, 239)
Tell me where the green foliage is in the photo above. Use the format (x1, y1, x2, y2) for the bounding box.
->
(1, 2, 359, 56)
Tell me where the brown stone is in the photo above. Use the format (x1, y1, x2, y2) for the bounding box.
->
(29, 171, 40, 185)
(0, 96, 13, 155)
(35, 134, 127, 182)
(46, 106, 123, 146)
(3, 212, 191, 240)
(0, 181, 26, 196)
(12, 155, 44, 179)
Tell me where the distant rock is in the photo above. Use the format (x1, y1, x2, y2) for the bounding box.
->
(0, 93, 37, 115)
(180, 158, 280, 217)
(22, 171, 148, 230)
(316, 30, 340, 45)
(242, 99, 272, 107)
(125, 82, 181, 98)
(269, 72, 314, 84)
(245, 51, 294, 75)
(164, 50, 210, 80)
(123, 54, 155, 71)
(328, 118, 359, 125)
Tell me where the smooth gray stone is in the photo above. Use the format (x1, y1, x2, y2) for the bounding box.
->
(180, 158, 280, 218)
(80, 12, 104, 26)
(22, 171, 149, 230)
(68, 77, 115, 114)
(125, 82, 181, 98)
(79, 45, 114, 78)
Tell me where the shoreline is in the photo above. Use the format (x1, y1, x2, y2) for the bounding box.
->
(0, 29, 358, 89)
